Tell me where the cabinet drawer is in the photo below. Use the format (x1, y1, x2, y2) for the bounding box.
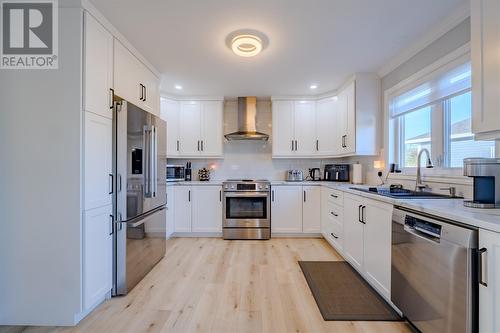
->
(324, 200, 343, 223)
(324, 218, 343, 253)
(324, 187, 343, 206)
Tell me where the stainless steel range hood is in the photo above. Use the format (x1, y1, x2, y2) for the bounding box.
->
(224, 97, 269, 141)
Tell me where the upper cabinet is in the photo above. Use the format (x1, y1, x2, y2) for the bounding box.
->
(163, 99, 224, 158)
(272, 74, 380, 158)
(114, 40, 160, 117)
(471, 0, 500, 139)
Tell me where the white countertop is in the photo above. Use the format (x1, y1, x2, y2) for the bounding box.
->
(168, 180, 500, 233)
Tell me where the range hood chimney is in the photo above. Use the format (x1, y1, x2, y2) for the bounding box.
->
(224, 97, 269, 141)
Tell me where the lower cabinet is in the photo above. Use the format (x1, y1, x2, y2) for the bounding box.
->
(479, 229, 500, 333)
(83, 204, 112, 311)
(172, 185, 222, 233)
(302, 186, 321, 233)
(343, 193, 392, 299)
(321, 187, 344, 254)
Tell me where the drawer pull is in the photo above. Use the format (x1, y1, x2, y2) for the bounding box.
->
(330, 194, 338, 198)
(330, 232, 339, 239)
(330, 211, 338, 217)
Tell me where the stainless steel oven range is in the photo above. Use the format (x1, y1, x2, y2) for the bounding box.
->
(222, 180, 270, 240)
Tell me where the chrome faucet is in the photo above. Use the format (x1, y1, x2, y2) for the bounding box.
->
(415, 148, 433, 192)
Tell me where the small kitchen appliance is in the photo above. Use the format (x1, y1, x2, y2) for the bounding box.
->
(463, 158, 500, 208)
(223, 179, 271, 240)
(309, 168, 321, 181)
(286, 170, 304, 182)
(198, 167, 210, 181)
(166, 165, 185, 182)
(324, 164, 350, 182)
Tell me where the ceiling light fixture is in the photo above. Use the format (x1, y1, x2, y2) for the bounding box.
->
(175, 85, 183, 90)
(310, 84, 318, 90)
(231, 34, 262, 57)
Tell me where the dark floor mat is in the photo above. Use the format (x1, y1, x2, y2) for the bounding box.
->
(299, 261, 403, 321)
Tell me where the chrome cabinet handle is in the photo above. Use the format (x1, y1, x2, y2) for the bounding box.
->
(479, 248, 488, 287)
(330, 232, 339, 239)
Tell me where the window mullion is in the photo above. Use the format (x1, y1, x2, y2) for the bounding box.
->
(431, 103, 444, 168)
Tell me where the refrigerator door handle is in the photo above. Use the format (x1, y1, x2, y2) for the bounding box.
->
(151, 125, 157, 197)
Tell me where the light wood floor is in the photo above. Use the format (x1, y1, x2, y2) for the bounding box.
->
(1, 238, 412, 333)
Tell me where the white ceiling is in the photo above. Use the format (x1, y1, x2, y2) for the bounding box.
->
(90, 0, 466, 98)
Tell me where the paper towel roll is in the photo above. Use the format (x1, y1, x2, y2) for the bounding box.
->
(352, 164, 363, 184)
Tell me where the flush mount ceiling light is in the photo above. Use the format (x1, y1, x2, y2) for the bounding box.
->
(175, 85, 183, 90)
(231, 34, 262, 57)
(310, 84, 318, 90)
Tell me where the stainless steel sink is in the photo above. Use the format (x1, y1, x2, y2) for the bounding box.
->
(349, 187, 461, 199)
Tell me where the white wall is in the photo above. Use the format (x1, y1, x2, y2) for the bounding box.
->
(168, 99, 344, 180)
(0, 3, 84, 325)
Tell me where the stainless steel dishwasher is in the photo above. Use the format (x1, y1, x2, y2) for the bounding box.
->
(391, 207, 478, 333)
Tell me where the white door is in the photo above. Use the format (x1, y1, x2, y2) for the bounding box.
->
(141, 68, 160, 117)
(192, 186, 222, 232)
(343, 195, 364, 270)
(113, 40, 141, 105)
(200, 101, 223, 157)
(343, 81, 356, 154)
(302, 186, 321, 233)
(479, 229, 500, 333)
(83, 12, 113, 120)
(84, 112, 112, 210)
(472, 0, 500, 136)
(316, 98, 338, 156)
(83, 204, 112, 310)
(272, 101, 295, 157)
(363, 200, 392, 298)
(179, 102, 202, 156)
(161, 98, 180, 157)
(173, 186, 192, 232)
(271, 185, 302, 233)
(293, 101, 317, 155)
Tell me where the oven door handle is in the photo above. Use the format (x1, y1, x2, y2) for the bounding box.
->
(224, 192, 269, 198)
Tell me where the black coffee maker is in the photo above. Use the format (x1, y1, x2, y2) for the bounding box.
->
(324, 164, 350, 182)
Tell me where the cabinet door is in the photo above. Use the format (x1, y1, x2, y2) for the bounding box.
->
(141, 68, 160, 117)
(472, 0, 500, 138)
(343, 195, 364, 271)
(192, 186, 222, 232)
(173, 186, 192, 232)
(316, 98, 338, 156)
(83, 205, 112, 310)
(114, 40, 141, 105)
(166, 185, 175, 237)
(84, 112, 112, 210)
(341, 82, 356, 154)
(84, 12, 113, 119)
(200, 101, 223, 157)
(363, 200, 392, 298)
(161, 98, 180, 157)
(272, 101, 295, 157)
(479, 229, 500, 333)
(271, 185, 302, 233)
(294, 101, 316, 155)
(302, 186, 321, 233)
(179, 102, 202, 155)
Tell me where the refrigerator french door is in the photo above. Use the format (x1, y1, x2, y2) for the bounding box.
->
(113, 100, 167, 295)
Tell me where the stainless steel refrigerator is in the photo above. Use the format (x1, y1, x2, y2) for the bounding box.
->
(112, 99, 167, 295)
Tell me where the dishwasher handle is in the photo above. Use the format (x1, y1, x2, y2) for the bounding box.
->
(404, 225, 440, 244)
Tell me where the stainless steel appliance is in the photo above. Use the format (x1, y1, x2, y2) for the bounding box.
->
(463, 158, 500, 208)
(223, 180, 270, 239)
(224, 97, 269, 141)
(309, 168, 321, 181)
(286, 170, 303, 182)
(391, 207, 478, 333)
(166, 164, 185, 182)
(113, 99, 167, 295)
(324, 164, 349, 182)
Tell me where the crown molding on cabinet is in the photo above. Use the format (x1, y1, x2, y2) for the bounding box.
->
(377, 2, 470, 78)
(81, 0, 160, 78)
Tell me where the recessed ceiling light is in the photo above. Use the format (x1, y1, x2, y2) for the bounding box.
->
(310, 84, 318, 90)
(175, 85, 183, 90)
(231, 34, 262, 57)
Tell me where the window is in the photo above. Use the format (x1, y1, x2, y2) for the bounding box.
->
(389, 58, 496, 171)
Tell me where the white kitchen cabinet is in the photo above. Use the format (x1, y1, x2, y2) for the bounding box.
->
(471, 0, 500, 139)
(84, 112, 112, 210)
(166, 185, 175, 237)
(161, 98, 180, 157)
(363, 200, 392, 298)
(114, 40, 159, 116)
(337, 81, 356, 154)
(479, 229, 500, 333)
(316, 98, 339, 156)
(343, 194, 364, 270)
(83, 12, 113, 119)
(272, 100, 316, 157)
(271, 185, 303, 233)
(179, 102, 202, 155)
(200, 101, 224, 156)
(173, 186, 192, 232)
(83, 204, 112, 311)
(302, 186, 321, 233)
(192, 185, 222, 232)
(321, 187, 344, 253)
